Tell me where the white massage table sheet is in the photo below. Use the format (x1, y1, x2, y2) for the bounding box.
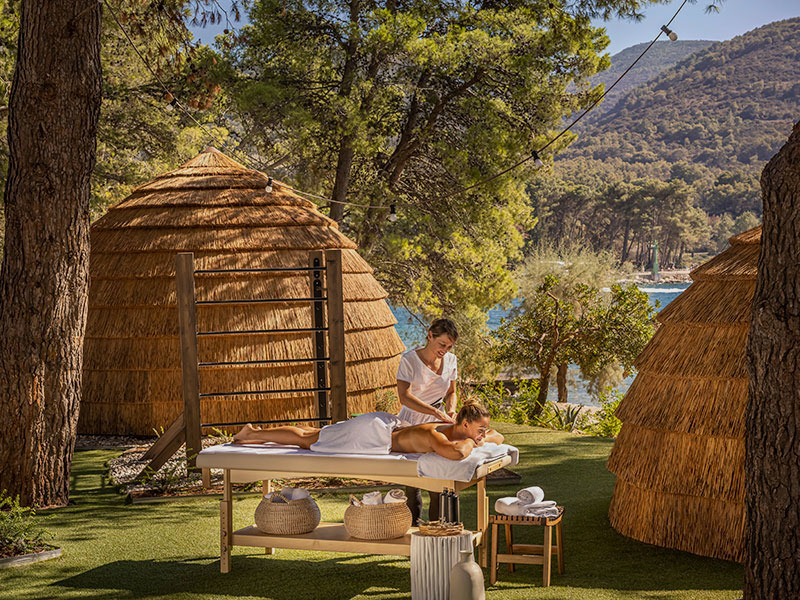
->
(197, 442, 512, 490)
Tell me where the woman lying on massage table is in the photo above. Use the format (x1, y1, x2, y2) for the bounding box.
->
(232, 399, 503, 460)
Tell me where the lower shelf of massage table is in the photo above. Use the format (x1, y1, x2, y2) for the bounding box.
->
(232, 522, 482, 556)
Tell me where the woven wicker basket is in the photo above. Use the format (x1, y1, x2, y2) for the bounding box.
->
(344, 502, 412, 540)
(254, 495, 321, 535)
(417, 521, 464, 536)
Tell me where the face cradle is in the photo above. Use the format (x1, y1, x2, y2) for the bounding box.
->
(427, 333, 455, 358)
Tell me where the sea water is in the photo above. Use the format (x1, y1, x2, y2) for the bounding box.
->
(389, 282, 691, 406)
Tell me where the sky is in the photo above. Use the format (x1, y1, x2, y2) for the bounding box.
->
(598, 0, 800, 55)
(190, 0, 800, 54)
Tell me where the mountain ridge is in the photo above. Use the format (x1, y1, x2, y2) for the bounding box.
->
(585, 39, 716, 120)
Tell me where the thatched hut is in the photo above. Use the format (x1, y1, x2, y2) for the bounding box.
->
(80, 148, 405, 435)
(606, 226, 761, 562)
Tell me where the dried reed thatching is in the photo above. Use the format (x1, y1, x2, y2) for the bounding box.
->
(80, 148, 405, 435)
(606, 226, 761, 562)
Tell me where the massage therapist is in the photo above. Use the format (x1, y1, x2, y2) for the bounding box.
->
(396, 318, 459, 425)
(396, 318, 459, 523)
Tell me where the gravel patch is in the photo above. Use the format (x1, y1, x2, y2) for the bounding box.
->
(75, 434, 155, 450)
(108, 436, 230, 497)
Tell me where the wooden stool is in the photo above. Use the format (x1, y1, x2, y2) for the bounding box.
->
(489, 507, 564, 587)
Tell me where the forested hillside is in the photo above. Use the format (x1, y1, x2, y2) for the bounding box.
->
(569, 18, 799, 172)
(531, 18, 799, 269)
(585, 40, 713, 120)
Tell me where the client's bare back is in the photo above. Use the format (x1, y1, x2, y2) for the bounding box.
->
(390, 422, 449, 454)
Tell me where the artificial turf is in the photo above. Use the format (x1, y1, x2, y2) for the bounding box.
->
(0, 423, 743, 600)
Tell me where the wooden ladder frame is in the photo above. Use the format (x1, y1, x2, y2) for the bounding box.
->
(140, 250, 348, 482)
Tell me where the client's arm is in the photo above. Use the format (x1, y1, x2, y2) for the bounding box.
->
(430, 430, 476, 460)
(484, 429, 504, 445)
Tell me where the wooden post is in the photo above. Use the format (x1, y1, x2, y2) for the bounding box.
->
(490, 522, 499, 585)
(506, 524, 515, 573)
(542, 524, 553, 586)
(556, 521, 565, 574)
(309, 251, 328, 425)
(220, 469, 233, 573)
(325, 249, 347, 423)
(262, 480, 275, 555)
(176, 253, 202, 472)
(477, 477, 489, 567)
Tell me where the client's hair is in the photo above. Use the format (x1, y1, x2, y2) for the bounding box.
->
(429, 318, 459, 341)
(456, 398, 490, 424)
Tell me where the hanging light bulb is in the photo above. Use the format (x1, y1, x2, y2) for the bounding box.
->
(660, 25, 678, 41)
(532, 151, 544, 169)
(163, 91, 175, 111)
(388, 204, 398, 222)
(265, 177, 273, 193)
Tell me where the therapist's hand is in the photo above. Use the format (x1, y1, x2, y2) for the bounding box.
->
(433, 408, 455, 423)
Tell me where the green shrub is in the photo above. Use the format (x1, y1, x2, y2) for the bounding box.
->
(470, 378, 541, 425)
(533, 402, 585, 432)
(374, 389, 400, 413)
(0, 491, 53, 557)
(514, 378, 543, 420)
(208, 427, 234, 444)
(470, 381, 512, 421)
(585, 388, 624, 438)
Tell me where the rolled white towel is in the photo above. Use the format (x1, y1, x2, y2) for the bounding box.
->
(494, 497, 529, 516)
(525, 506, 561, 518)
(384, 489, 407, 504)
(280, 486, 310, 501)
(362, 491, 383, 505)
(516, 486, 544, 504)
(524, 501, 556, 510)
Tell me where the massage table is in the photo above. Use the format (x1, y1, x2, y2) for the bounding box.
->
(196, 443, 513, 573)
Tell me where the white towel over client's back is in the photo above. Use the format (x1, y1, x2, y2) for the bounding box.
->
(310, 412, 404, 454)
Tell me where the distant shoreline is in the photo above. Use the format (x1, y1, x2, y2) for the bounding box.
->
(619, 269, 692, 284)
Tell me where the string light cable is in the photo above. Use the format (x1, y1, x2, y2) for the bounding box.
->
(105, 0, 694, 212)
(440, 0, 692, 200)
(103, 0, 392, 210)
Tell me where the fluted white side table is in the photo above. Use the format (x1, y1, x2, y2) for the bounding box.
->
(410, 531, 473, 600)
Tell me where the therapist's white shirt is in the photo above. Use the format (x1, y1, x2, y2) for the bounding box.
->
(396, 348, 458, 425)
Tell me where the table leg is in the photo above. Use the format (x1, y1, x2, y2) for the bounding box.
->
(262, 480, 275, 555)
(476, 478, 488, 567)
(490, 523, 498, 585)
(556, 521, 565, 574)
(505, 524, 515, 573)
(542, 524, 552, 587)
(220, 469, 233, 573)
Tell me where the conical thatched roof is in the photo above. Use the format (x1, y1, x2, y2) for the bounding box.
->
(80, 148, 405, 435)
(606, 226, 760, 562)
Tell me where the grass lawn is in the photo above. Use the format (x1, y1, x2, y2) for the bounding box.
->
(0, 423, 743, 600)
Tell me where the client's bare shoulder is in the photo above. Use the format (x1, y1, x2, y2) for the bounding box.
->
(390, 422, 443, 454)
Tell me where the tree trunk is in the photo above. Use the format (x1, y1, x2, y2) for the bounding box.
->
(556, 363, 568, 403)
(745, 120, 800, 599)
(327, 0, 360, 224)
(0, 0, 102, 507)
(329, 137, 355, 223)
(620, 219, 631, 262)
(530, 377, 549, 420)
